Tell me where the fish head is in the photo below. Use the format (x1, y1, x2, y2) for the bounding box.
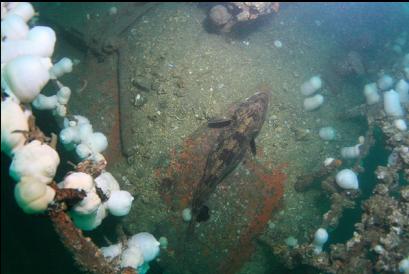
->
(236, 87, 271, 137)
(251, 89, 271, 111)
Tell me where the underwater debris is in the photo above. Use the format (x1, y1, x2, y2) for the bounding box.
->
(264, 70, 409, 273)
(208, 2, 279, 33)
(294, 158, 341, 192)
(49, 197, 123, 274)
(264, 176, 409, 273)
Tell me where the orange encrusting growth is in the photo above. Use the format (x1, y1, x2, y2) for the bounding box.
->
(154, 93, 286, 273)
(218, 161, 287, 274)
(156, 126, 222, 210)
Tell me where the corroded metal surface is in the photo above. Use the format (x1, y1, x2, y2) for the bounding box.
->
(49, 203, 118, 274)
(40, 3, 158, 158)
(156, 89, 287, 273)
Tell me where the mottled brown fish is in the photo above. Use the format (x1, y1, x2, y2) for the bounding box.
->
(187, 88, 271, 236)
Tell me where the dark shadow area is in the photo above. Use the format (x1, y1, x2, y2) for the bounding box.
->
(329, 127, 389, 245)
(1, 154, 81, 274)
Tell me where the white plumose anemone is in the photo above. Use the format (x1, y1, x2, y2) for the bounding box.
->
(128, 232, 160, 263)
(1, 26, 56, 63)
(14, 177, 56, 214)
(73, 191, 101, 215)
(1, 14, 29, 40)
(394, 119, 407, 131)
(300, 75, 322, 96)
(2, 55, 52, 103)
(304, 94, 324, 111)
(4, 2, 35, 22)
(95, 171, 120, 196)
(49, 57, 73, 79)
(107, 190, 134, 216)
(9, 140, 60, 184)
(399, 257, 409, 274)
(1, 97, 30, 156)
(312, 228, 328, 254)
(101, 243, 122, 262)
(182, 207, 192, 222)
(319, 127, 336, 141)
(396, 79, 409, 103)
(377, 74, 394, 90)
(70, 203, 108, 231)
(335, 169, 359, 190)
(363, 83, 380, 105)
(61, 172, 94, 191)
(384, 89, 404, 117)
(341, 144, 361, 159)
(121, 246, 144, 269)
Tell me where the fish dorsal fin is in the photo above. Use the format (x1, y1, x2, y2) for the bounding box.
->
(250, 137, 257, 156)
(207, 117, 232, 128)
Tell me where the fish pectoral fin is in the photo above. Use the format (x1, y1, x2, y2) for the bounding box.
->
(207, 117, 232, 128)
(250, 138, 257, 156)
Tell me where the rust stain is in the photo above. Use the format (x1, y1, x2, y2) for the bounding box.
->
(156, 126, 221, 211)
(78, 54, 123, 163)
(155, 89, 286, 273)
(218, 162, 287, 274)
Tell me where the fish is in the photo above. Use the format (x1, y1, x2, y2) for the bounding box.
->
(187, 88, 271, 236)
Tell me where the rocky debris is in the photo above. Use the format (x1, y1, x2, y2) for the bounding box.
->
(294, 158, 342, 192)
(263, 71, 409, 272)
(209, 5, 232, 27)
(132, 75, 152, 92)
(321, 193, 355, 229)
(208, 2, 279, 33)
(265, 174, 408, 274)
(291, 127, 311, 141)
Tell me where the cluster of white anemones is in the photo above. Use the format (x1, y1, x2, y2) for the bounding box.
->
(1, 2, 61, 215)
(101, 232, 162, 274)
(300, 75, 324, 111)
(1, 2, 133, 230)
(1, 3, 161, 272)
(309, 35, 409, 260)
(58, 171, 134, 231)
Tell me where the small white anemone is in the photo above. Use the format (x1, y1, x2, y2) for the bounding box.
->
(95, 172, 120, 197)
(61, 172, 94, 192)
(70, 203, 107, 231)
(335, 169, 359, 190)
(121, 246, 144, 269)
(312, 228, 328, 254)
(128, 233, 160, 263)
(73, 191, 101, 215)
(107, 190, 134, 216)
(101, 243, 122, 262)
